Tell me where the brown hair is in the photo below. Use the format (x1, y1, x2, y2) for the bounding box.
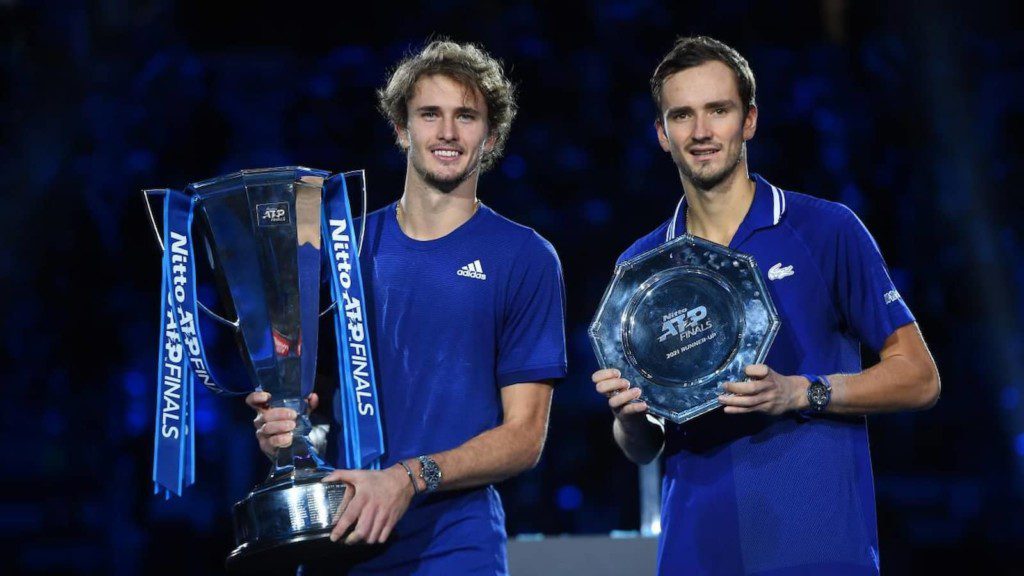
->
(378, 40, 518, 171)
(651, 36, 757, 119)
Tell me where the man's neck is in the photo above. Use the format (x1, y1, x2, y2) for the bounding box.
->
(681, 165, 756, 247)
(397, 168, 480, 241)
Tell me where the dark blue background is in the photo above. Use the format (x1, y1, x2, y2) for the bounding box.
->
(5, 0, 1024, 573)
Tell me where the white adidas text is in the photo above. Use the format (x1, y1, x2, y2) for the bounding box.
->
(458, 259, 487, 280)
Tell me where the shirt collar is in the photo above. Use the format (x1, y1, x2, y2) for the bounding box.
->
(666, 173, 787, 247)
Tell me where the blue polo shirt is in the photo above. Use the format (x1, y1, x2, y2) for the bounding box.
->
(618, 174, 914, 576)
(318, 202, 567, 575)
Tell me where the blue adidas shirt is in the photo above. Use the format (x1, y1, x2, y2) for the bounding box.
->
(322, 201, 567, 575)
(618, 174, 914, 576)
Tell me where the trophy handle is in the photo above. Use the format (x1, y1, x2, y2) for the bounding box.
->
(142, 188, 241, 331)
(318, 169, 368, 319)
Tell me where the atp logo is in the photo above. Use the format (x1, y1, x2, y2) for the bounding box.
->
(256, 202, 290, 226)
(658, 305, 711, 342)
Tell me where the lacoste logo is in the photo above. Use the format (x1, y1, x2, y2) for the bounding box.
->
(457, 260, 487, 280)
(767, 263, 795, 281)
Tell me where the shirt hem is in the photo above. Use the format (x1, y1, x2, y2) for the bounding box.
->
(497, 365, 567, 387)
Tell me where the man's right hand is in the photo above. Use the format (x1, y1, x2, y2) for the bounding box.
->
(593, 368, 648, 422)
(593, 368, 664, 464)
(246, 391, 319, 459)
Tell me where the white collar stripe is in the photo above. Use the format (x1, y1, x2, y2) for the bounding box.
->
(667, 180, 786, 243)
(770, 185, 781, 225)
(667, 195, 686, 242)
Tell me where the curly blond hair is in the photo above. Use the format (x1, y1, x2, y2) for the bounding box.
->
(378, 40, 517, 172)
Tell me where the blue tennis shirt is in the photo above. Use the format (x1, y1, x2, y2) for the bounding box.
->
(324, 201, 567, 575)
(618, 174, 914, 576)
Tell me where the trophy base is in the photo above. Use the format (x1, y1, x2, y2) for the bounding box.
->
(226, 530, 349, 574)
(227, 472, 351, 574)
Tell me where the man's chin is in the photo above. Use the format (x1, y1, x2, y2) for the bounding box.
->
(421, 170, 469, 194)
(415, 161, 480, 193)
(684, 161, 737, 191)
(692, 173, 727, 190)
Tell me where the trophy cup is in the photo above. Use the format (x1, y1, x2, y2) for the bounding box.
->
(145, 166, 383, 572)
(590, 234, 780, 424)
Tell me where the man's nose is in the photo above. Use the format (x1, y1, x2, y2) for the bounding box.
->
(692, 114, 712, 140)
(439, 115, 457, 141)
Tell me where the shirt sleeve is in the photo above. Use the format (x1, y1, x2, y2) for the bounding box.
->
(496, 232, 568, 386)
(616, 221, 671, 266)
(834, 206, 915, 353)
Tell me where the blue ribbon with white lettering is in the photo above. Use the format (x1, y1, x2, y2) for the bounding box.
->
(153, 189, 244, 497)
(322, 174, 384, 470)
(153, 189, 193, 497)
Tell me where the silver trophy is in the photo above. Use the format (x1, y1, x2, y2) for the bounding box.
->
(590, 234, 780, 423)
(145, 166, 373, 572)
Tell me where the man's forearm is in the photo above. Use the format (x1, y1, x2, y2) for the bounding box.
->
(613, 416, 665, 465)
(424, 418, 546, 491)
(820, 324, 940, 415)
(826, 357, 940, 414)
(412, 382, 554, 492)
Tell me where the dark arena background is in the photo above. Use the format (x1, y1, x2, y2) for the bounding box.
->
(5, 0, 1024, 574)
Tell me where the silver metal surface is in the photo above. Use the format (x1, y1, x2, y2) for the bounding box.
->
(590, 234, 780, 424)
(231, 477, 347, 550)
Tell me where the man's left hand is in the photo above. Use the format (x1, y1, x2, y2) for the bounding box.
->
(323, 464, 415, 545)
(718, 364, 806, 416)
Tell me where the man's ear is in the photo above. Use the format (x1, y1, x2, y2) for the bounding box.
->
(395, 125, 410, 149)
(655, 118, 672, 153)
(742, 105, 758, 141)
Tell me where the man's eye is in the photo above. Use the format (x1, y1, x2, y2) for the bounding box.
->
(422, 112, 438, 119)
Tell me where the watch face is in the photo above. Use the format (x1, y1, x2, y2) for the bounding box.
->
(419, 456, 442, 492)
(809, 381, 830, 409)
(424, 464, 440, 483)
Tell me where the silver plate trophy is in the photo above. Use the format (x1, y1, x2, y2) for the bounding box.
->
(590, 234, 780, 424)
(145, 166, 376, 573)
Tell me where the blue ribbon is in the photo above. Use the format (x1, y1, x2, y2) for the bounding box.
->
(322, 174, 384, 470)
(153, 189, 244, 497)
(153, 189, 194, 497)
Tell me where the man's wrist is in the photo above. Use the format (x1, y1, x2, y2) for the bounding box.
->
(615, 411, 660, 437)
(394, 460, 421, 497)
(615, 411, 646, 432)
(794, 375, 812, 411)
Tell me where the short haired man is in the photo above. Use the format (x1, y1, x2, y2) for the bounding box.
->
(593, 36, 940, 575)
(249, 40, 567, 575)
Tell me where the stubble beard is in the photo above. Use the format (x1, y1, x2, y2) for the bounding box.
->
(679, 143, 746, 192)
(410, 149, 481, 194)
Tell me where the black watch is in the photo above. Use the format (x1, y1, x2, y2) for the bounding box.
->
(805, 374, 832, 412)
(418, 455, 442, 493)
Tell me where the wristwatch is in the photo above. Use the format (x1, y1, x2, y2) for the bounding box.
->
(805, 374, 832, 412)
(417, 455, 442, 493)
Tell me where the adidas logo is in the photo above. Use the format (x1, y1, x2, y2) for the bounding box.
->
(457, 260, 487, 280)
